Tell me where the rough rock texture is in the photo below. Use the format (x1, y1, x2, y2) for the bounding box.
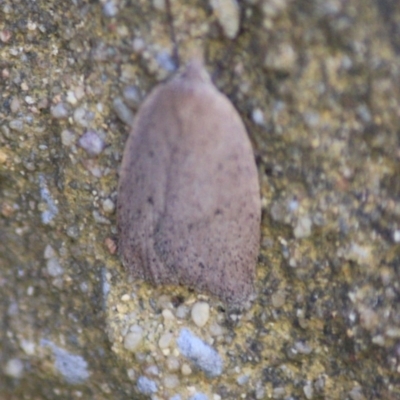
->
(1, 0, 400, 399)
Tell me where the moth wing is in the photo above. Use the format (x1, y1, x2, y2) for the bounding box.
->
(118, 63, 260, 306)
(153, 73, 261, 305)
(117, 82, 180, 284)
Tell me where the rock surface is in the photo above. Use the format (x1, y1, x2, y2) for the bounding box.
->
(1, 0, 400, 399)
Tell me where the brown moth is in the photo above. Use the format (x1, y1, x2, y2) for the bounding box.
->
(117, 60, 260, 307)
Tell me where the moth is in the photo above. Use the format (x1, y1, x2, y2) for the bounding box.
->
(117, 60, 260, 307)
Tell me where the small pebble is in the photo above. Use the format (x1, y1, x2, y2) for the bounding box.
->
(66, 225, 80, 239)
(132, 37, 145, 53)
(20, 339, 35, 356)
(10, 97, 20, 113)
(210, 0, 240, 39)
(189, 394, 209, 400)
(66, 91, 78, 105)
(121, 294, 130, 302)
(25, 96, 35, 105)
(44, 244, 57, 259)
(104, 237, 117, 255)
(51, 103, 69, 119)
(181, 363, 192, 375)
(61, 129, 75, 147)
(162, 309, 175, 322)
(264, 43, 296, 73)
(176, 304, 189, 319)
(271, 290, 286, 308)
(78, 130, 105, 156)
(0, 29, 12, 43)
(103, 0, 119, 17)
(101, 198, 115, 214)
(121, 64, 136, 82)
(294, 340, 312, 354)
(272, 387, 286, 399)
(123, 325, 143, 352)
(46, 258, 64, 277)
(393, 229, 400, 243)
(158, 331, 173, 349)
(113, 97, 135, 126)
(144, 365, 159, 376)
(293, 216, 312, 239)
(123, 85, 141, 109)
(163, 374, 179, 389)
(136, 376, 158, 395)
(303, 381, 313, 399)
(127, 368, 135, 380)
(177, 328, 223, 377)
(93, 210, 110, 225)
(348, 386, 366, 400)
(153, 0, 166, 11)
(191, 302, 210, 327)
(4, 358, 24, 379)
(209, 322, 224, 337)
(73, 107, 93, 127)
(251, 108, 265, 126)
(37, 98, 49, 110)
(156, 51, 177, 73)
(9, 120, 24, 132)
(166, 356, 180, 371)
(237, 374, 250, 385)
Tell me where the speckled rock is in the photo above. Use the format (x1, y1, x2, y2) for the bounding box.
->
(1, 0, 400, 399)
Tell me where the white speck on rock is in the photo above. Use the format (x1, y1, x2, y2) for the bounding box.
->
(123, 85, 141, 109)
(191, 302, 210, 327)
(136, 376, 158, 395)
(166, 356, 180, 371)
(10, 97, 20, 113)
(101, 198, 115, 214)
(153, 0, 166, 10)
(113, 97, 135, 126)
(123, 325, 143, 352)
(20, 339, 36, 356)
(39, 175, 59, 224)
(41, 339, 90, 384)
(348, 386, 366, 400)
(4, 358, 24, 378)
(303, 380, 313, 399)
(46, 257, 64, 277)
(25, 95, 35, 104)
(73, 107, 93, 127)
(156, 51, 177, 73)
(103, 0, 119, 17)
(66, 90, 77, 105)
(251, 108, 265, 126)
(293, 215, 312, 238)
(9, 119, 24, 132)
(177, 328, 223, 377)
(162, 309, 175, 322)
(210, 0, 240, 39)
(237, 374, 250, 385)
(159, 331, 173, 349)
(189, 393, 209, 400)
(181, 363, 192, 375)
(78, 130, 105, 157)
(164, 373, 179, 389)
(176, 304, 189, 319)
(51, 103, 69, 119)
(264, 43, 296, 73)
(44, 244, 57, 259)
(61, 129, 76, 147)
